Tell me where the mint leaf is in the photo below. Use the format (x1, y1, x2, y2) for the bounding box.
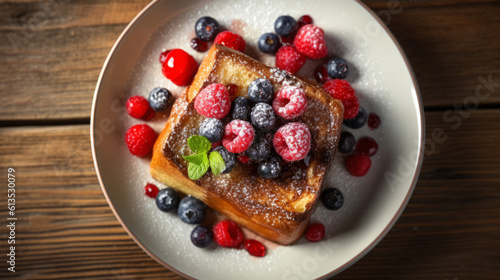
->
(209, 151, 226, 176)
(184, 153, 209, 180)
(187, 135, 211, 154)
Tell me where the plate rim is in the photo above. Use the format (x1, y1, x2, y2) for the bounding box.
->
(90, 0, 425, 279)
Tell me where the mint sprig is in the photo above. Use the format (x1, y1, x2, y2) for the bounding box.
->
(183, 135, 226, 180)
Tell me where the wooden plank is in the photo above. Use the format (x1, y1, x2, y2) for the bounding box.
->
(0, 1, 499, 121)
(0, 110, 499, 279)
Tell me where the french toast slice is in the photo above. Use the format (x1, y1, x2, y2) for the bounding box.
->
(150, 44, 343, 245)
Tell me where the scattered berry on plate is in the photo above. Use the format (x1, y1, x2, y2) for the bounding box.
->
(297, 15, 313, 29)
(162, 49, 198, 86)
(212, 146, 236, 174)
(323, 79, 359, 119)
(222, 120, 255, 153)
(342, 96, 360, 120)
(273, 122, 311, 162)
(247, 78, 274, 103)
(345, 153, 372, 177)
(194, 83, 231, 119)
(148, 87, 173, 112)
(244, 239, 266, 257)
(237, 154, 250, 164)
(177, 196, 207, 224)
(213, 220, 244, 248)
(231, 96, 250, 120)
(199, 118, 225, 143)
(321, 188, 344, 210)
(191, 225, 213, 248)
(155, 188, 180, 212)
(159, 49, 172, 64)
(144, 183, 159, 198)
(258, 156, 281, 179)
(274, 15, 297, 37)
(343, 106, 367, 129)
(275, 45, 306, 75)
(214, 31, 246, 52)
(305, 223, 325, 242)
(314, 66, 330, 84)
(294, 24, 328, 59)
(125, 124, 158, 157)
(126, 96, 154, 120)
(258, 33, 281, 54)
(338, 131, 356, 154)
(327, 57, 349, 79)
(190, 38, 208, 52)
(368, 113, 381, 130)
(251, 103, 276, 131)
(272, 85, 308, 120)
(323, 79, 356, 100)
(195, 16, 220, 41)
(356, 137, 378, 157)
(227, 84, 238, 96)
(246, 132, 272, 162)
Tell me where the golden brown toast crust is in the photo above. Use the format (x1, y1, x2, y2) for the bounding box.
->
(150, 44, 343, 245)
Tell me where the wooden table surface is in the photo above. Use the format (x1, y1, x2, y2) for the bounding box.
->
(1, 0, 499, 279)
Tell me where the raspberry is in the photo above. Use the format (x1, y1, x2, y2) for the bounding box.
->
(305, 223, 325, 242)
(214, 31, 246, 52)
(144, 183, 159, 198)
(342, 96, 360, 120)
(125, 124, 158, 157)
(294, 24, 328, 59)
(345, 153, 372, 177)
(356, 137, 378, 157)
(222, 120, 255, 153)
(314, 66, 330, 84)
(275, 45, 306, 74)
(126, 96, 154, 120)
(213, 220, 244, 248)
(323, 79, 359, 119)
(194, 83, 231, 119)
(323, 79, 356, 100)
(272, 86, 308, 120)
(368, 113, 381, 130)
(162, 49, 198, 86)
(244, 239, 266, 257)
(273, 122, 311, 162)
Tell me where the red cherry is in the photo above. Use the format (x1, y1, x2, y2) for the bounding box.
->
(190, 38, 208, 52)
(298, 15, 313, 29)
(159, 49, 172, 64)
(227, 84, 238, 96)
(244, 239, 266, 257)
(305, 223, 325, 242)
(356, 137, 378, 157)
(161, 49, 199, 86)
(368, 113, 381, 130)
(314, 66, 330, 84)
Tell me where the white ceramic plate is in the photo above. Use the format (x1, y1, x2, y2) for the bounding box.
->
(91, 0, 424, 279)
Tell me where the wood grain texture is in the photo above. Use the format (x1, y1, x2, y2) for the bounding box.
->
(1, 110, 499, 279)
(0, 0, 499, 121)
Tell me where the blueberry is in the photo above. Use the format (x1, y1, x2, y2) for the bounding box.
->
(199, 118, 224, 142)
(246, 132, 272, 162)
(155, 188, 180, 212)
(232, 97, 250, 120)
(195, 16, 220, 41)
(338, 131, 355, 153)
(258, 33, 281, 54)
(148, 87, 173, 112)
(212, 146, 236, 174)
(251, 103, 276, 132)
(191, 225, 213, 248)
(343, 106, 367, 129)
(321, 188, 344, 210)
(258, 156, 281, 179)
(274, 15, 297, 37)
(327, 58, 349, 79)
(247, 78, 274, 103)
(177, 196, 207, 224)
